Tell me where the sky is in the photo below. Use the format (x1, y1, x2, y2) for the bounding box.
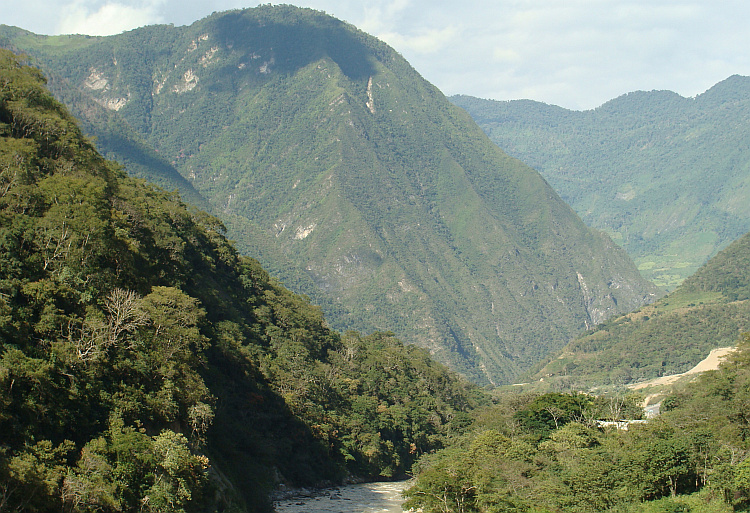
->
(3, 0, 750, 110)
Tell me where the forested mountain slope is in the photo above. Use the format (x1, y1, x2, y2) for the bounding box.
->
(0, 25, 208, 209)
(0, 49, 478, 512)
(0, 5, 658, 384)
(534, 229, 750, 388)
(452, 79, 750, 290)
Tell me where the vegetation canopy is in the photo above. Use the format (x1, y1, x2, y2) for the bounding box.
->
(534, 229, 750, 388)
(406, 333, 750, 513)
(452, 85, 750, 291)
(0, 48, 478, 512)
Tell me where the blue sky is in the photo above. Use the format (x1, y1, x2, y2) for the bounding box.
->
(4, 0, 750, 110)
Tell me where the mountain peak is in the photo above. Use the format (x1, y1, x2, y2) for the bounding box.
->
(453, 74, 750, 293)
(696, 73, 750, 106)
(1, 6, 658, 383)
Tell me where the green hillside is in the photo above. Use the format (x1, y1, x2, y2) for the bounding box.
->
(452, 81, 750, 290)
(0, 6, 658, 384)
(0, 26, 207, 209)
(533, 230, 750, 388)
(0, 49, 478, 512)
(404, 334, 750, 513)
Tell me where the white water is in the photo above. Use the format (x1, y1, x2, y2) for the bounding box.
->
(273, 481, 410, 513)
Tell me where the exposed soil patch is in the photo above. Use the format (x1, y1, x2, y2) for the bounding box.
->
(630, 346, 735, 391)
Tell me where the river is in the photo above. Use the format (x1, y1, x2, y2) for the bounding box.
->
(273, 480, 411, 513)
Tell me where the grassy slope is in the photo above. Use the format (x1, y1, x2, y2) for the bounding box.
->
(532, 230, 750, 388)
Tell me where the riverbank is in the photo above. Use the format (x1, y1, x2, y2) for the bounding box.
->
(273, 480, 411, 513)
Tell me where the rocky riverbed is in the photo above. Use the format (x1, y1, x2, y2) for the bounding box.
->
(273, 480, 411, 513)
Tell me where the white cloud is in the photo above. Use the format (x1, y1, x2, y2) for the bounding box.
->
(398, 0, 750, 109)
(8, 0, 750, 109)
(57, 1, 164, 36)
(492, 48, 522, 63)
(358, 0, 411, 35)
(377, 26, 459, 55)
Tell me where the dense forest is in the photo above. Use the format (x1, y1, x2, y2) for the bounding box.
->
(451, 83, 750, 290)
(0, 49, 479, 512)
(4, 6, 750, 513)
(0, 5, 658, 385)
(406, 333, 750, 513)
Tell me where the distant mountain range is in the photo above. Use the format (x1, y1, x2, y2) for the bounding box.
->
(0, 5, 658, 384)
(452, 79, 750, 291)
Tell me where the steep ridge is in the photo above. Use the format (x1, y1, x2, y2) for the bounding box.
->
(0, 48, 476, 511)
(533, 230, 750, 389)
(452, 79, 750, 290)
(1, 6, 658, 383)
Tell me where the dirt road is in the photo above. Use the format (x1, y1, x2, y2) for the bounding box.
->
(630, 346, 735, 390)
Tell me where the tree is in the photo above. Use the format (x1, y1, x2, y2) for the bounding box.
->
(140, 286, 206, 363)
(61, 439, 120, 512)
(403, 446, 477, 513)
(513, 392, 590, 438)
(0, 440, 73, 512)
(145, 430, 208, 513)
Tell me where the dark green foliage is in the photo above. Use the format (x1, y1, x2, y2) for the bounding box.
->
(0, 49, 477, 511)
(452, 84, 750, 291)
(0, 5, 658, 384)
(513, 392, 590, 436)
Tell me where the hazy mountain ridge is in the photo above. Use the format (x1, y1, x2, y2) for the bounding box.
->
(0, 5, 658, 384)
(452, 77, 750, 290)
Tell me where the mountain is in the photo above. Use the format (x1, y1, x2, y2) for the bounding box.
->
(0, 26, 208, 210)
(0, 5, 658, 384)
(451, 80, 750, 291)
(533, 229, 750, 389)
(0, 48, 477, 511)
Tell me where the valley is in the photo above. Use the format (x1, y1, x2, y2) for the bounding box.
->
(452, 85, 750, 291)
(0, 5, 658, 385)
(2, 5, 750, 513)
(532, 228, 750, 389)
